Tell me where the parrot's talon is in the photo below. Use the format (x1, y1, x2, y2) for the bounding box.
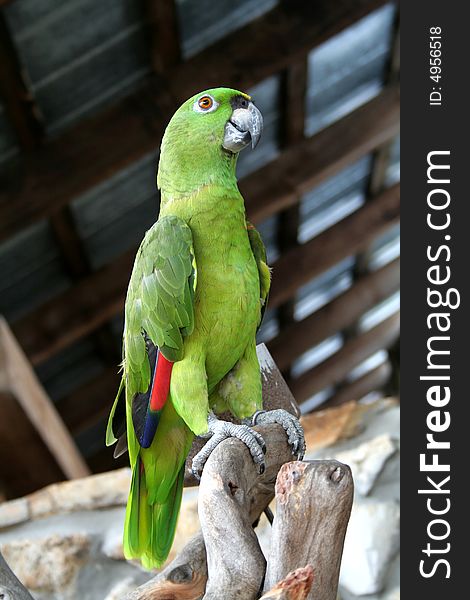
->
(191, 412, 267, 478)
(252, 409, 305, 460)
(191, 467, 202, 482)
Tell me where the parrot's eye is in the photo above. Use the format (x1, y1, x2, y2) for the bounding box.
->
(198, 96, 213, 110)
(193, 94, 218, 113)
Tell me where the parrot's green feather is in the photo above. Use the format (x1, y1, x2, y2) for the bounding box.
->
(247, 221, 271, 325)
(105, 375, 124, 446)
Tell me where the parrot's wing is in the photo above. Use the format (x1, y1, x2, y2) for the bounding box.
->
(106, 215, 195, 448)
(125, 214, 195, 368)
(247, 221, 271, 326)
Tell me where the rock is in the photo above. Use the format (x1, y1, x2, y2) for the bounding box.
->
(104, 577, 138, 599)
(1, 534, 90, 596)
(335, 434, 397, 496)
(340, 500, 400, 596)
(301, 401, 374, 452)
(28, 469, 131, 520)
(102, 524, 125, 561)
(0, 497, 30, 529)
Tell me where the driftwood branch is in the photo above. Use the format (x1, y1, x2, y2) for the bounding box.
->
(125, 533, 207, 600)
(260, 566, 314, 600)
(126, 439, 353, 600)
(264, 460, 353, 600)
(0, 549, 35, 600)
(198, 423, 295, 600)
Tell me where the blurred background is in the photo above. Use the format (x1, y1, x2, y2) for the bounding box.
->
(0, 0, 399, 500)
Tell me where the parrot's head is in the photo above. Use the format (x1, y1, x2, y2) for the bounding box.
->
(157, 87, 263, 194)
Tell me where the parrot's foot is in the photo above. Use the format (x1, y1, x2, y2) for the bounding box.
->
(191, 413, 267, 480)
(252, 409, 306, 461)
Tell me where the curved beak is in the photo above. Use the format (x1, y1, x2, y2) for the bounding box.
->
(223, 102, 263, 153)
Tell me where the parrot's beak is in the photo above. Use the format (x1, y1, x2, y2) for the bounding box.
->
(223, 102, 263, 153)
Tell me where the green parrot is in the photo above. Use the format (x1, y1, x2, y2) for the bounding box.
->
(106, 87, 305, 569)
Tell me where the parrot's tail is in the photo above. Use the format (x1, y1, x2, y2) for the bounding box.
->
(123, 457, 185, 569)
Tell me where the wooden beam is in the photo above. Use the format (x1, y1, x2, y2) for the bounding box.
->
(169, 0, 392, 101)
(58, 367, 121, 435)
(145, 0, 181, 73)
(0, 10, 44, 149)
(243, 84, 399, 223)
(13, 251, 134, 365)
(268, 257, 400, 371)
(269, 183, 400, 309)
(0, 0, 392, 242)
(50, 207, 90, 278)
(320, 360, 392, 409)
(290, 312, 400, 403)
(50, 206, 122, 364)
(281, 58, 308, 147)
(276, 57, 309, 361)
(352, 14, 400, 276)
(0, 317, 90, 481)
(12, 89, 399, 366)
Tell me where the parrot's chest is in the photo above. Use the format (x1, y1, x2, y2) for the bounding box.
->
(194, 240, 260, 376)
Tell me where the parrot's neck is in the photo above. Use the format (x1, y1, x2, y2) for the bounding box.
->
(158, 181, 247, 240)
(157, 140, 239, 200)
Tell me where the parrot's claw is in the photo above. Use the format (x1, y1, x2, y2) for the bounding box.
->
(252, 409, 306, 461)
(191, 413, 266, 479)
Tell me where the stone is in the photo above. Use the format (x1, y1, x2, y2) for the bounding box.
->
(340, 500, 400, 596)
(28, 469, 131, 520)
(301, 401, 374, 452)
(0, 497, 30, 529)
(102, 524, 125, 561)
(335, 434, 397, 496)
(1, 534, 90, 596)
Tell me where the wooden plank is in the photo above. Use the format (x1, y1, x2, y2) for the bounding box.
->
(0, 0, 391, 242)
(353, 16, 400, 276)
(0, 11, 44, 149)
(290, 312, 400, 403)
(12, 90, 399, 366)
(269, 183, 400, 309)
(145, 0, 181, 72)
(320, 360, 392, 409)
(0, 317, 90, 480)
(12, 251, 134, 365)
(169, 0, 391, 102)
(244, 85, 399, 224)
(269, 258, 400, 371)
